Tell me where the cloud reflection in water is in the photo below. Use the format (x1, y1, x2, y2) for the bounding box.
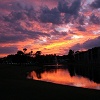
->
(27, 69, 100, 90)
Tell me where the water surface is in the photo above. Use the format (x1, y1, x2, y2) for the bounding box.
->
(27, 66, 100, 90)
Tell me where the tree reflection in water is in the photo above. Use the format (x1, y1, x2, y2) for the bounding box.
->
(27, 67, 100, 90)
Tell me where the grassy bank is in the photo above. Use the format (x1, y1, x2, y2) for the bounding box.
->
(0, 79, 100, 100)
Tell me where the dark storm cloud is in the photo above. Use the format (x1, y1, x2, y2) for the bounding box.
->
(91, 0, 100, 8)
(0, 2, 50, 43)
(68, 0, 81, 16)
(64, 14, 72, 23)
(3, 11, 26, 22)
(0, 18, 28, 43)
(0, 27, 50, 44)
(82, 36, 100, 49)
(0, 19, 50, 44)
(25, 6, 37, 21)
(77, 26, 86, 31)
(58, 0, 81, 16)
(3, 5, 37, 22)
(78, 15, 85, 25)
(8, 2, 23, 11)
(58, 0, 81, 15)
(0, 1, 24, 15)
(39, 6, 61, 24)
(39, 0, 82, 24)
(2, 0, 82, 25)
(70, 43, 81, 51)
(71, 36, 100, 51)
(0, 34, 27, 43)
(23, 30, 51, 39)
(0, 46, 18, 54)
(59, 0, 82, 23)
(11, 21, 51, 39)
(58, 0, 69, 13)
(90, 14, 100, 25)
(0, 10, 51, 44)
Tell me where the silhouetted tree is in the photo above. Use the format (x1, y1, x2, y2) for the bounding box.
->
(30, 50, 33, 54)
(17, 50, 24, 55)
(68, 49, 74, 62)
(34, 51, 43, 66)
(29, 50, 33, 57)
(75, 51, 80, 54)
(35, 51, 41, 57)
(23, 48, 27, 54)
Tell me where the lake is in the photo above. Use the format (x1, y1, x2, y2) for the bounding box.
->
(27, 65, 100, 90)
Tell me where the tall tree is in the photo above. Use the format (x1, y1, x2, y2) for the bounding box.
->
(23, 48, 27, 54)
(17, 50, 24, 55)
(68, 49, 74, 62)
(35, 51, 41, 57)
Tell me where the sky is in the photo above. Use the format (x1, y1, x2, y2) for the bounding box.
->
(0, 0, 100, 57)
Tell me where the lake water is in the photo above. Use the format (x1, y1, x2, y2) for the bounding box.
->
(27, 65, 100, 90)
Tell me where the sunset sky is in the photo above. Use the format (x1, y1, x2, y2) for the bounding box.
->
(0, 0, 100, 57)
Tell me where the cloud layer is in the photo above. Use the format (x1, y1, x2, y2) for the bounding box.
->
(0, 0, 100, 57)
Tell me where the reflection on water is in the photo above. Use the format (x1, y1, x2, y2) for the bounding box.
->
(27, 67, 100, 90)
